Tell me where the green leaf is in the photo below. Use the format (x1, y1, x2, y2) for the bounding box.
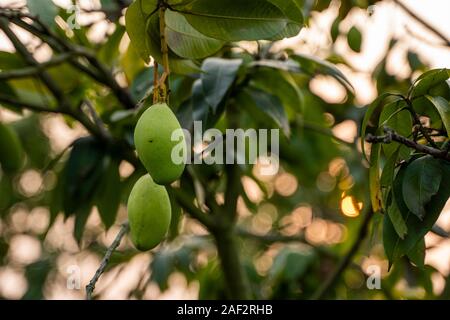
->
(200, 58, 242, 112)
(379, 100, 412, 159)
(410, 68, 450, 99)
(330, 17, 340, 42)
(126, 1, 200, 74)
(250, 68, 303, 113)
(360, 93, 402, 162)
(407, 238, 425, 268)
(95, 157, 122, 229)
(244, 87, 290, 137)
(125, 0, 152, 63)
(386, 191, 407, 239)
(291, 53, 353, 92)
(181, 0, 289, 41)
(383, 160, 450, 266)
(267, 0, 304, 39)
(150, 251, 175, 291)
(425, 95, 450, 136)
(165, 10, 224, 59)
(27, 0, 57, 27)
(369, 141, 382, 213)
(402, 156, 442, 220)
(62, 137, 105, 216)
(269, 247, 316, 282)
(380, 149, 399, 189)
(347, 26, 362, 53)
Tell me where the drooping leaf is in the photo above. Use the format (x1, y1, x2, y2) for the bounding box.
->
(165, 10, 224, 59)
(243, 87, 290, 137)
(291, 53, 353, 92)
(95, 157, 122, 229)
(200, 58, 243, 112)
(386, 191, 407, 239)
(181, 0, 289, 41)
(402, 156, 442, 220)
(407, 238, 425, 269)
(383, 161, 450, 266)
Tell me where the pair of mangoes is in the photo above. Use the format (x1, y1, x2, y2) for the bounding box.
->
(0, 122, 24, 173)
(128, 103, 185, 251)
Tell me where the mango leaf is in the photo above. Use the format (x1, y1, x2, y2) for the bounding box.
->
(383, 160, 450, 266)
(165, 10, 224, 59)
(181, 0, 289, 41)
(125, 0, 152, 64)
(410, 68, 450, 99)
(291, 53, 353, 92)
(125, 1, 200, 74)
(379, 100, 412, 159)
(407, 238, 425, 269)
(369, 141, 382, 213)
(425, 95, 450, 135)
(27, 0, 57, 28)
(386, 191, 407, 239)
(62, 137, 106, 216)
(244, 87, 290, 137)
(95, 157, 122, 229)
(22, 259, 52, 299)
(250, 68, 303, 113)
(267, 0, 304, 40)
(402, 156, 442, 220)
(380, 149, 399, 189)
(201, 58, 242, 112)
(347, 26, 362, 53)
(269, 248, 316, 282)
(360, 93, 402, 161)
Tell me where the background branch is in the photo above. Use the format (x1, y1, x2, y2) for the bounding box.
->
(86, 222, 129, 300)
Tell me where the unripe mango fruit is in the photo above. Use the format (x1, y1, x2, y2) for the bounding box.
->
(0, 122, 24, 173)
(134, 103, 186, 185)
(127, 174, 171, 251)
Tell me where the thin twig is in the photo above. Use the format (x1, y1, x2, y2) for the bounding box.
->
(310, 207, 375, 300)
(82, 100, 112, 140)
(86, 222, 130, 300)
(393, 0, 450, 47)
(366, 127, 450, 162)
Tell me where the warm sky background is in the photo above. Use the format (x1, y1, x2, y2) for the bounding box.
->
(0, 0, 449, 299)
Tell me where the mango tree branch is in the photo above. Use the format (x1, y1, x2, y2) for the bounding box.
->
(0, 9, 135, 109)
(366, 127, 450, 162)
(0, 52, 78, 81)
(86, 222, 130, 300)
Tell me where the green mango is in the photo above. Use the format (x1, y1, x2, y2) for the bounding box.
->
(134, 103, 186, 185)
(127, 174, 171, 251)
(0, 122, 25, 173)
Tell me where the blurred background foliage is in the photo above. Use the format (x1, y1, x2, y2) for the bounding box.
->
(0, 0, 449, 300)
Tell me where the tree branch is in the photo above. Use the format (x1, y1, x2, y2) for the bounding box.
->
(86, 222, 129, 300)
(0, 52, 78, 81)
(310, 207, 375, 300)
(366, 127, 450, 162)
(393, 0, 450, 47)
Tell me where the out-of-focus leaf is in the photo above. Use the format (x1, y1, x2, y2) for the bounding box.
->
(22, 259, 52, 300)
(95, 157, 122, 229)
(402, 156, 442, 220)
(410, 69, 450, 99)
(27, 0, 57, 28)
(201, 58, 242, 112)
(347, 26, 362, 53)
